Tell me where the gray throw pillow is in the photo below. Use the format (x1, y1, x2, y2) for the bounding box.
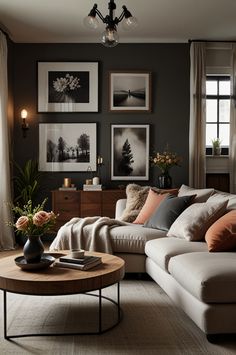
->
(144, 195, 195, 231)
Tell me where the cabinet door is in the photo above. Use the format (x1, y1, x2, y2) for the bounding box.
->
(102, 190, 126, 218)
(80, 191, 102, 217)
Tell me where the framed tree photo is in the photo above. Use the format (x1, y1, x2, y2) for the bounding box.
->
(39, 123, 97, 172)
(38, 62, 98, 112)
(111, 124, 150, 180)
(109, 71, 151, 112)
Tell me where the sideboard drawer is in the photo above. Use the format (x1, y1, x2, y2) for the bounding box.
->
(54, 191, 80, 204)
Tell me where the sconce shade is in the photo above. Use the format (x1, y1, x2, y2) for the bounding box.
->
(21, 109, 28, 119)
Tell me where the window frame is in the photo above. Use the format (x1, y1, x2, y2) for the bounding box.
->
(206, 75, 230, 156)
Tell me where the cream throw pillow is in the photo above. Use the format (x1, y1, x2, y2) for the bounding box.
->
(167, 200, 228, 241)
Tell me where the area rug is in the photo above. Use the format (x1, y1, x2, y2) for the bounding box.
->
(0, 279, 235, 355)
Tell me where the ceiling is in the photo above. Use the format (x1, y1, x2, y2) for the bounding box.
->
(0, 0, 236, 44)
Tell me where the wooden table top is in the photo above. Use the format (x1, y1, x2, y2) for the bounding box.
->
(0, 251, 125, 296)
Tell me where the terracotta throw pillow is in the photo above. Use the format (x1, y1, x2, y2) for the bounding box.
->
(133, 189, 169, 224)
(205, 210, 236, 252)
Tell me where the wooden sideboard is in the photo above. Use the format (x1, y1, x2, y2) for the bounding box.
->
(52, 189, 126, 231)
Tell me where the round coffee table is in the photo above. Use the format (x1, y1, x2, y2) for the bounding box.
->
(0, 251, 125, 339)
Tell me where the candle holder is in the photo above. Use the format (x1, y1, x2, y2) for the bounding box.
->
(97, 156, 104, 182)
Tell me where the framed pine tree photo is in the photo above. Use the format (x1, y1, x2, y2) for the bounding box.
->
(111, 124, 150, 180)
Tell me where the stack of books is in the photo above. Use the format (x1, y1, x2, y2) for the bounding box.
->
(54, 254, 102, 270)
(83, 184, 102, 191)
(59, 186, 77, 191)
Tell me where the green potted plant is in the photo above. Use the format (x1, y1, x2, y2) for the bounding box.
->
(12, 159, 42, 244)
(212, 138, 222, 156)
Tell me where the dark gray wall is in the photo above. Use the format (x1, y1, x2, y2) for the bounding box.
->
(12, 43, 190, 208)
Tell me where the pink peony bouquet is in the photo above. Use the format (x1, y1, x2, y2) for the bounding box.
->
(9, 199, 57, 237)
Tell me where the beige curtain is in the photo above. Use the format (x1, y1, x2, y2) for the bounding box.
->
(0, 31, 15, 250)
(189, 42, 206, 188)
(229, 44, 236, 193)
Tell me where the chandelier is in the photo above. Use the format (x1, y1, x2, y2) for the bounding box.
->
(84, 0, 138, 48)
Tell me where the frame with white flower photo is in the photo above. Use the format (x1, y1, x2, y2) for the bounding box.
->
(38, 62, 98, 112)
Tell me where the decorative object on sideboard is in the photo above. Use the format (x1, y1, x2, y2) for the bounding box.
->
(150, 147, 182, 189)
(21, 109, 29, 138)
(212, 137, 222, 156)
(64, 177, 71, 187)
(97, 155, 104, 183)
(59, 178, 77, 191)
(84, 0, 137, 48)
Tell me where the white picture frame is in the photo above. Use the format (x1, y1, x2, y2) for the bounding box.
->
(111, 124, 150, 180)
(109, 71, 151, 112)
(39, 123, 97, 172)
(38, 62, 98, 112)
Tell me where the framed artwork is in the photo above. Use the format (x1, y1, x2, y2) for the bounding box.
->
(111, 124, 150, 180)
(39, 123, 97, 172)
(109, 71, 151, 112)
(38, 62, 98, 112)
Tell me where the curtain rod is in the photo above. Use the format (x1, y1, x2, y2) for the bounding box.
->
(189, 39, 236, 43)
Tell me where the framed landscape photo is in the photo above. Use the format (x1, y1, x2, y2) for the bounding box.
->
(109, 71, 151, 112)
(111, 124, 150, 180)
(39, 123, 97, 172)
(38, 62, 98, 112)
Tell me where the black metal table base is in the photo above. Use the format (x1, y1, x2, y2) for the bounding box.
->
(3, 282, 122, 340)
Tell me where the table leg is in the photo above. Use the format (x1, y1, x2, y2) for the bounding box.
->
(117, 282, 121, 321)
(98, 289, 102, 333)
(3, 290, 8, 340)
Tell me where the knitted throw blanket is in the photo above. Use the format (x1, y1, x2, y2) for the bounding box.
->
(49, 216, 128, 254)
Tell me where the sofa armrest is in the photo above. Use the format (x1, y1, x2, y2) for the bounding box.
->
(115, 199, 127, 219)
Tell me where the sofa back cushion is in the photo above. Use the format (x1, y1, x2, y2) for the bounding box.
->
(205, 210, 236, 252)
(144, 195, 194, 231)
(178, 184, 214, 203)
(207, 191, 236, 211)
(167, 200, 228, 241)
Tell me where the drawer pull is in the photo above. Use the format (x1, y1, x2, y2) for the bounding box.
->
(64, 196, 69, 200)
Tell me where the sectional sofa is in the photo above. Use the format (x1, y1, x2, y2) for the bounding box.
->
(113, 184, 236, 340)
(51, 183, 236, 339)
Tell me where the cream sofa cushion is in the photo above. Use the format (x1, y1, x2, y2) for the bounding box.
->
(145, 237, 207, 272)
(169, 252, 236, 303)
(110, 224, 167, 254)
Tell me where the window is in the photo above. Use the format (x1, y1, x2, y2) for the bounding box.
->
(206, 75, 230, 155)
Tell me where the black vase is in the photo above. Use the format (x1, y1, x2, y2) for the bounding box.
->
(158, 172, 172, 189)
(23, 235, 44, 263)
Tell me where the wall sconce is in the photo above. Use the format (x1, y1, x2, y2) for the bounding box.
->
(21, 109, 29, 138)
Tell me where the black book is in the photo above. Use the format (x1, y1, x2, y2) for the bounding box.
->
(59, 255, 101, 265)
